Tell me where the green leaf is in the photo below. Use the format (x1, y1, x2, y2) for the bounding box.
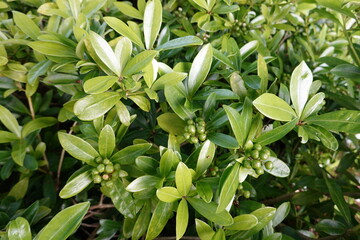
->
(0, 105, 21, 137)
(301, 92, 325, 120)
(315, 219, 346, 236)
(196, 140, 216, 177)
(74, 92, 120, 121)
(240, 98, 253, 145)
(193, 0, 208, 10)
(290, 61, 313, 116)
(196, 181, 213, 203)
(27, 60, 52, 86)
(175, 162, 192, 196)
(136, 156, 158, 175)
(123, 50, 158, 76)
(59, 169, 92, 199)
(7, 217, 31, 240)
(331, 64, 360, 81)
(225, 214, 258, 230)
(8, 177, 29, 200)
(253, 93, 296, 121)
(263, 157, 290, 177)
(176, 199, 189, 240)
(0, 131, 19, 143)
(156, 36, 203, 50)
(254, 118, 298, 146)
(157, 113, 186, 135)
(116, 101, 131, 126)
(104, 17, 145, 49)
(223, 105, 243, 147)
(240, 40, 259, 60)
(306, 110, 360, 134)
(323, 171, 352, 225)
(151, 72, 187, 90)
(114, 2, 143, 20)
(89, 31, 121, 76)
(58, 132, 99, 166)
(156, 187, 181, 202)
(143, 0, 162, 49)
(98, 125, 115, 159)
(258, 54, 268, 93)
(187, 198, 233, 226)
(164, 83, 195, 120)
(160, 149, 179, 177)
(28, 42, 77, 58)
(187, 44, 213, 98)
(212, 229, 226, 240)
(128, 95, 150, 112)
(11, 140, 27, 166)
(195, 219, 215, 240)
(111, 143, 152, 165)
(13, 11, 40, 40)
(115, 36, 133, 73)
(126, 175, 160, 192)
(146, 201, 173, 240)
(217, 162, 240, 213)
(272, 202, 290, 227)
(109, 179, 136, 218)
(303, 125, 338, 151)
(22, 117, 57, 138)
(35, 202, 90, 240)
(132, 202, 151, 240)
(207, 133, 239, 149)
(83, 76, 118, 94)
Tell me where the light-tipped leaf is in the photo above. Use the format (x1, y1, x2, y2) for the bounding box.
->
(143, 0, 162, 49)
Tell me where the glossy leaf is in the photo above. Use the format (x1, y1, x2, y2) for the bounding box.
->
(258, 54, 268, 93)
(263, 157, 290, 177)
(0, 105, 21, 137)
(175, 162, 192, 196)
(98, 125, 115, 158)
(126, 175, 160, 192)
(83, 76, 118, 94)
(59, 169, 92, 199)
(196, 181, 213, 203)
(116, 101, 131, 126)
(240, 40, 259, 60)
(301, 92, 325, 120)
(217, 162, 239, 213)
(315, 219, 346, 236)
(27, 60, 52, 86)
(254, 118, 298, 146)
(7, 217, 31, 240)
(145, 201, 173, 240)
(207, 132, 239, 149)
(28, 42, 77, 58)
(74, 92, 120, 121)
(109, 179, 136, 218)
(253, 93, 296, 121)
(132, 202, 151, 240)
(151, 72, 187, 90)
(303, 125, 338, 151)
(272, 202, 290, 227)
(331, 64, 360, 81)
(196, 140, 216, 177)
(58, 132, 99, 166)
(111, 143, 152, 165)
(157, 113, 186, 135)
(115, 36, 132, 73)
(290, 61, 313, 116)
(156, 187, 181, 202)
(176, 199, 189, 240)
(22, 117, 57, 138)
(143, 0, 162, 49)
(160, 149, 179, 177)
(0, 131, 18, 143)
(8, 177, 28, 200)
(114, 2, 143, 20)
(35, 202, 90, 240)
(11, 140, 27, 166)
(13, 11, 40, 40)
(164, 83, 196, 120)
(195, 219, 215, 240)
(212, 229, 226, 240)
(187, 44, 213, 98)
(156, 36, 203, 50)
(187, 198, 233, 226)
(239, 98, 253, 146)
(306, 110, 360, 134)
(225, 214, 258, 230)
(223, 105, 243, 147)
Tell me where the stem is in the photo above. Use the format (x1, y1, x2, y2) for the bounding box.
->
(27, 95, 35, 120)
(262, 192, 297, 205)
(56, 121, 77, 191)
(342, 16, 360, 67)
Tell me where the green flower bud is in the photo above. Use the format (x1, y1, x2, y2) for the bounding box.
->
(243, 160, 251, 168)
(260, 152, 269, 160)
(265, 161, 273, 170)
(187, 119, 194, 125)
(103, 159, 111, 165)
(97, 164, 105, 173)
(105, 180, 113, 188)
(105, 164, 114, 173)
(251, 150, 259, 159)
(92, 169, 99, 175)
(195, 117, 203, 123)
(256, 168, 264, 175)
(114, 163, 121, 171)
(197, 126, 205, 134)
(254, 143, 262, 151)
(184, 132, 191, 139)
(93, 174, 102, 183)
(198, 134, 207, 141)
(243, 190, 250, 198)
(252, 160, 261, 169)
(190, 136, 199, 144)
(95, 157, 103, 163)
(188, 125, 196, 135)
(244, 140, 253, 151)
(102, 174, 110, 181)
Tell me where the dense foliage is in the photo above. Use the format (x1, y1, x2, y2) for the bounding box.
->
(0, 0, 359, 239)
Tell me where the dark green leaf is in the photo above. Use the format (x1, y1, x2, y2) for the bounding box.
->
(22, 117, 57, 138)
(145, 201, 173, 240)
(111, 143, 152, 165)
(98, 125, 116, 159)
(109, 179, 137, 218)
(315, 219, 346, 235)
(207, 133, 239, 149)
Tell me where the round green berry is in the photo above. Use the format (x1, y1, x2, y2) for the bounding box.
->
(260, 152, 269, 160)
(256, 168, 264, 175)
(251, 150, 259, 159)
(198, 120, 206, 127)
(265, 161, 273, 170)
(252, 160, 262, 169)
(195, 117, 203, 123)
(93, 174, 102, 183)
(197, 126, 205, 134)
(184, 132, 191, 139)
(254, 143, 262, 151)
(95, 157, 103, 163)
(243, 160, 252, 168)
(188, 125, 196, 135)
(92, 169, 99, 175)
(198, 134, 207, 141)
(105, 164, 114, 173)
(190, 136, 199, 144)
(238, 184, 243, 190)
(114, 163, 121, 171)
(262, 149, 271, 156)
(187, 119, 194, 125)
(103, 159, 111, 165)
(244, 140, 253, 150)
(211, 171, 217, 176)
(243, 190, 250, 198)
(97, 164, 105, 173)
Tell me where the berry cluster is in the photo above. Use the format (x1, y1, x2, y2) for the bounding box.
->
(174, 7, 186, 18)
(91, 158, 122, 188)
(183, 118, 207, 144)
(237, 184, 251, 199)
(241, 141, 273, 175)
(231, 20, 250, 37)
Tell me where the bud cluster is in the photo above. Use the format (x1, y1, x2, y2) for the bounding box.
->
(241, 141, 273, 176)
(91, 157, 122, 188)
(237, 183, 251, 199)
(183, 117, 207, 144)
(174, 7, 186, 18)
(231, 20, 250, 37)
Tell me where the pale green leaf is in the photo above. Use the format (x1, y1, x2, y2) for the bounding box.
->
(59, 170, 92, 199)
(176, 199, 189, 240)
(225, 214, 258, 230)
(98, 125, 115, 158)
(195, 219, 215, 240)
(175, 162, 192, 196)
(0, 105, 21, 137)
(13, 11, 40, 40)
(8, 217, 31, 240)
(156, 187, 181, 202)
(217, 162, 240, 213)
(143, 0, 162, 49)
(83, 76, 118, 94)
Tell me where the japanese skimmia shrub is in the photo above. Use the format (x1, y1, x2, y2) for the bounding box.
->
(0, 0, 360, 239)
